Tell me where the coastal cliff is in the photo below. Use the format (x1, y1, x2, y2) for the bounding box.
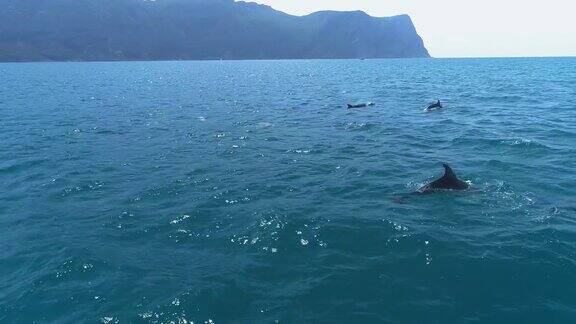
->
(0, 0, 430, 61)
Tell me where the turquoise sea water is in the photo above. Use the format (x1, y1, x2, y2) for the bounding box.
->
(1, 58, 576, 323)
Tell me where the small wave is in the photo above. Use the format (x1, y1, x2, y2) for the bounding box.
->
(334, 121, 374, 132)
(170, 214, 191, 225)
(534, 205, 576, 223)
(55, 259, 98, 280)
(287, 148, 311, 155)
(60, 180, 105, 197)
(231, 210, 327, 253)
(501, 138, 550, 150)
(258, 122, 274, 128)
(452, 136, 552, 151)
(477, 180, 538, 218)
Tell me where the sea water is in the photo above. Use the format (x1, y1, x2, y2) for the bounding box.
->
(1, 58, 575, 323)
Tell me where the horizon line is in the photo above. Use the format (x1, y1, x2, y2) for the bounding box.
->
(1, 56, 575, 64)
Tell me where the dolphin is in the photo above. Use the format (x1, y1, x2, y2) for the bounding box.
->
(426, 100, 443, 111)
(418, 163, 469, 193)
(348, 102, 375, 109)
(391, 163, 470, 204)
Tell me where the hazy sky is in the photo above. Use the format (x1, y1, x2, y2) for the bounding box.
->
(252, 0, 576, 58)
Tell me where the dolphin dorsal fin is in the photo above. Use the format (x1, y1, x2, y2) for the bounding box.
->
(442, 163, 457, 180)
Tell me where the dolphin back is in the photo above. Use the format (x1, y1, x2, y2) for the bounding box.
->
(419, 163, 469, 192)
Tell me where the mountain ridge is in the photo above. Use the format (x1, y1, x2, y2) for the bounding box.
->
(0, 0, 431, 62)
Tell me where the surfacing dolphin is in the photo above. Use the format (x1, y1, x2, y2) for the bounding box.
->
(418, 163, 469, 193)
(348, 102, 375, 109)
(391, 163, 470, 204)
(426, 100, 443, 111)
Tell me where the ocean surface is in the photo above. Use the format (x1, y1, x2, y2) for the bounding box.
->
(1, 58, 576, 323)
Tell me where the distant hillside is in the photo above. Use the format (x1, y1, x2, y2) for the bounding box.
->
(0, 0, 430, 62)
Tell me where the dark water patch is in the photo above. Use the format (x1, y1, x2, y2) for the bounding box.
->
(0, 158, 48, 175)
